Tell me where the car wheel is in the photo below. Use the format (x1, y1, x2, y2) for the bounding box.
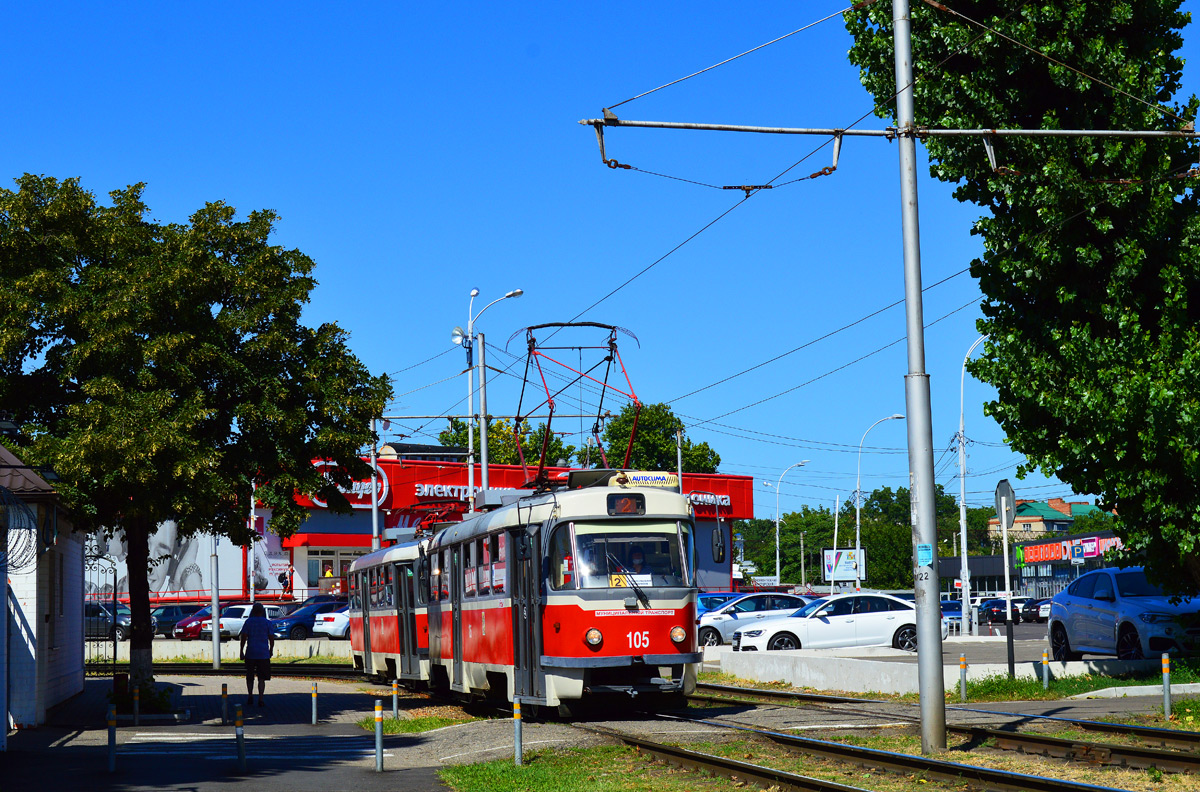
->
(289, 625, 309, 640)
(698, 627, 721, 647)
(1050, 624, 1080, 661)
(767, 632, 800, 651)
(892, 625, 918, 652)
(1116, 625, 1145, 660)
(114, 625, 127, 642)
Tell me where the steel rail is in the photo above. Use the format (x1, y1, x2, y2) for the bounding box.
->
(693, 682, 1200, 757)
(656, 715, 1131, 792)
(578, 723, 877, 792)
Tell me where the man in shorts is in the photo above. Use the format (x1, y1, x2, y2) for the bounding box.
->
(239, 602, 275, 707)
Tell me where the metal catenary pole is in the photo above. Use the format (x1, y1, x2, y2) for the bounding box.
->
(371, 417, 381, 551)
(1000, 493, 1016, 677)
(478, 332, 490, 493)
(892, 0, 946, 752)
(211, 534, 221, 669)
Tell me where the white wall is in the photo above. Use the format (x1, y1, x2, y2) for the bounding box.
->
(7, 510, 84, 730)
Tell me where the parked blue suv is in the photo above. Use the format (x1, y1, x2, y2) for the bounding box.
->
(1048, 566, 1200, 660)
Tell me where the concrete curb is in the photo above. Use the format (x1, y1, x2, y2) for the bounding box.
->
(1070, 682, 1200, 699)
(718, 650, 1162, 695)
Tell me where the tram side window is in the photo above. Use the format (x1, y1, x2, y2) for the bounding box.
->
(477, 538, 491, 596)
(416, 558, 429, 605)
(441, 550, 451, 600)
(384, 565, 394, 607)
(429, 552, 441, 601)
(349, 572, 359, 610)
(492, 534, 506, 594)
(464, 542, 476, 598)
(549, 525, 576, 591)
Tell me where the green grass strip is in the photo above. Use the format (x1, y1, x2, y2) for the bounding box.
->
(356, 714, 474, 733)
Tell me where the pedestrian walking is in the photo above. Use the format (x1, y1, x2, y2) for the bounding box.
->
(239, 602, 275, 707)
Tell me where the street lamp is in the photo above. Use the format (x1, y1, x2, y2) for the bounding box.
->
(452, 288, 523, 511)
(855, 414, 904, 592)
(958, 335, 987, 634)
(763, 461, 809, 585)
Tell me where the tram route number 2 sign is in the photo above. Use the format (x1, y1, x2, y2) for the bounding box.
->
(609, 574, 652, 588)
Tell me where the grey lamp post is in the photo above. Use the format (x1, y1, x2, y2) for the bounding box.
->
(958, 335, 987, 634)
(855, 414, 904, 592)
(765, 461, 809, 584)
(452, 288, 522, 511)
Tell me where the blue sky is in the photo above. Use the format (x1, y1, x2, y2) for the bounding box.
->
(7, 2, 1197, 521)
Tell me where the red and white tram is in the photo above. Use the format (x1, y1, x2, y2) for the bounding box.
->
(348, 470, 700, 710)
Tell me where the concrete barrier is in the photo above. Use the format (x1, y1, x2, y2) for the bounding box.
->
(117, 638, 353, 662)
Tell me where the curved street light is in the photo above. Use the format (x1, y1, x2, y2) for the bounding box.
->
(855, 414, 905, 592)
(958, 334, 987, 633)
(453, 288, 523, 511)
(763, 461, 809, 584)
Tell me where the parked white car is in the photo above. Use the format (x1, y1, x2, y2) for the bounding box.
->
(697, 593, 814, 647)
(732, 593, 949, 652)
(313, 605, 350, 639)
(200, 603, 287, 640)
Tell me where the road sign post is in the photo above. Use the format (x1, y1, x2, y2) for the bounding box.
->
(995, 480, 1017, 679)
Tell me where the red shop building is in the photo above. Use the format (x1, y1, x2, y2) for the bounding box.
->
(283, 458, 754, 598)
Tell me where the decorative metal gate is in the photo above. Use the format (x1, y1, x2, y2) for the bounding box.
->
(84, 536, 119, 680)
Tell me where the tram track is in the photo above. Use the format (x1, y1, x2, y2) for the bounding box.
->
(691, 681, 1200, 772)
(580, 715, 1136, 792)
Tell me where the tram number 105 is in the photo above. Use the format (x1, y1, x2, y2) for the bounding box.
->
(626, 630, 650, 649)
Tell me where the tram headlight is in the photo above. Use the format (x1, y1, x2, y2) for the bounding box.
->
(585, 628, 603, 647)
(670, 626, 687, 644)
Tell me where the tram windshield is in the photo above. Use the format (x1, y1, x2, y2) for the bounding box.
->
(550, 520, 694, 590)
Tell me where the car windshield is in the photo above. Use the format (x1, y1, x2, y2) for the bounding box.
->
(699, 594, 736, 609)
(1115, 571, 1166, 597)
(563, 520, 694, 589)
(941, 601, 962, 611)
(793, 599, 827, 618)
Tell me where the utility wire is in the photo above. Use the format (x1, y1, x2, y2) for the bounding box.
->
(670, 265, 972, 403)
(388, 348, 454, 377)
(693, 298, 980, 426)
(606, 5, 859, 111)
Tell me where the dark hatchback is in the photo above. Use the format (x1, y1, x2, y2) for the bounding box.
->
(1021, 598, 1050, 623)
(978, 598, 1022, 624)
(269, 602, 346, 640)
(152, 603, 205, 637)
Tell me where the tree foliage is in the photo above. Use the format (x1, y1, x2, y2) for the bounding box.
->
(598, 402, 720, 472)
(0, 175, 391, 682)
(846, 2, 1200, 593)
(438, 417, 577, 467)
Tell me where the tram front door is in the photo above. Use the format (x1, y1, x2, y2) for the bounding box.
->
(397, 561, 420, 679)
(509, 527, 541, 701)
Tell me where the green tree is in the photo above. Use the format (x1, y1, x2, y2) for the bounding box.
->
(966, 506, 998, 554)
(598, 402, 720, 472)
(853, 485, 961, 558)
(846, 2, 1200, 593)
(1067, 508, 1115, 536)
(0, 175, 391, 685)
(438, 417, 577, 468)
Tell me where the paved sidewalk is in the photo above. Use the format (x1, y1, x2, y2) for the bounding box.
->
(6, 675, 451, 791)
